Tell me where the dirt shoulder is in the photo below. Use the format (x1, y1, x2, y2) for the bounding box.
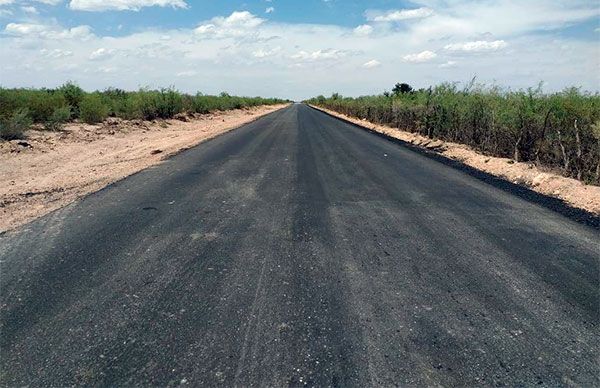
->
(0, 104, 288, 232)
(310, 105, 600, 216)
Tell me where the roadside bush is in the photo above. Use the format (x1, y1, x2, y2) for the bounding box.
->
(308, 83, 600, 184)
(24, 90, 67, 123)
(116, 95, 143, 120)
(80, 94, 109, 124)
(0, 88, 22, 121)
(101, 88, 140, 119)
(58, 82, 84, 118)
(0, 108, 32, 140)
(192, 94, 221, 114)
(0, 85, 286, 139)
(157, 88, 184, 118)
(44, 106, 72, 131)
(134, 88, 183, 120)
(135, 91, 160, 120)
(0, 88, 67, 123)
(190, 93, 281, 114)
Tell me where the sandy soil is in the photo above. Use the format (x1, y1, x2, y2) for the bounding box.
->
(311, 105, 600, 215)
(0, 104, 288, 232)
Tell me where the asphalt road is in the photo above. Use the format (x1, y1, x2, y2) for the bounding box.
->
(1, 104, 598, 387)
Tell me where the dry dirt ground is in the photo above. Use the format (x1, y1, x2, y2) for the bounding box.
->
(0, 104, 288, 232)
(311, 105, 600, 216)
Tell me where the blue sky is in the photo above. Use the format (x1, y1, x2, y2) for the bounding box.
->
(3, 1, 428, 31)
(0, 0, 599, 99)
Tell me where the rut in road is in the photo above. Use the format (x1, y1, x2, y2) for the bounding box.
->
(1, 104, 598, 387)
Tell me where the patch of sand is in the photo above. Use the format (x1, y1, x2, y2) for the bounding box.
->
(311, 105, 600, 215)
(0, 104, 288, 232)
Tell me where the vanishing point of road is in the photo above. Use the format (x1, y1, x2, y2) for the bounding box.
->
(1, 104, 598, 386)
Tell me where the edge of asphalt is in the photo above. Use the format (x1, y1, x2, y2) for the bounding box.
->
(306, 104, 600, 229)
(0, 104, 291, 236)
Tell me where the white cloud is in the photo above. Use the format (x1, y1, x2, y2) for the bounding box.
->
(290, 49, 349, 62)
(89, 47, 115, 60)
(194, 24, 214, 34)
(0, 5, 598, 100)
(406, 0, 597, 40)
(176, 70, 197, 77)
(34, 0, 62, 4)
(367, 7, 433, 22)
(41, 48, 73, 58)
(0, 0, 14, 5)
(252, 46, 281, 58)
(444, 40, 508, 52)
(69, 0, 187, 11)
(5, 22, 47, 34)
(96, 65, 116, 73)
(60, 25, 93, 39)
(403, 50, 437, 63)
(362, 59, 381, 68)
(438, 60, 457, 68)
(265, 6, 274, 14)
(195, 11, 264, 39)
(21, 5, 38, 13)
(4, 22, 94, 40)
(353, 24, 373, 36)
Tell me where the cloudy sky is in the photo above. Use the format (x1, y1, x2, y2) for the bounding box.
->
(0, 0, 598, 100)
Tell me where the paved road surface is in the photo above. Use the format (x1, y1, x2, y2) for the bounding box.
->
(1, 104, 598, 386)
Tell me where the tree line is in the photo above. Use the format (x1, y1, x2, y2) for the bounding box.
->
(0, 82, 287, 140)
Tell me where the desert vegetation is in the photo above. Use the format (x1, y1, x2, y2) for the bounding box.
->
(308, 82, 600, 185)
(0, 82, 286, 140)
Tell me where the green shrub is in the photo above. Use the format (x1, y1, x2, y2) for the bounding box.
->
(0, 88, 68, 123)
(0, 108, 32, 140)
(0, 86, 286, 133)
(58, 82, 84, 118)
(156, 88, 183, 118)
(26, 90, 68, 123)
(135, 91, 159, 120)
(192, 94, 215, 114)
(132, 88, 184, 120)
(44, 106, 72, 131)
(0, 88, 22, 121)
(80, 94, 109, 124)
(189, 93, 282, 114)
(117, 95, 143, 120)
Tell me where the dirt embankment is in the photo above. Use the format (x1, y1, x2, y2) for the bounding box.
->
(0, 104, 288, 232)
(310, 105, 600, 216)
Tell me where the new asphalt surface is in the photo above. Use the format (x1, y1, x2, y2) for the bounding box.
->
(1, 103, 598, 386)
